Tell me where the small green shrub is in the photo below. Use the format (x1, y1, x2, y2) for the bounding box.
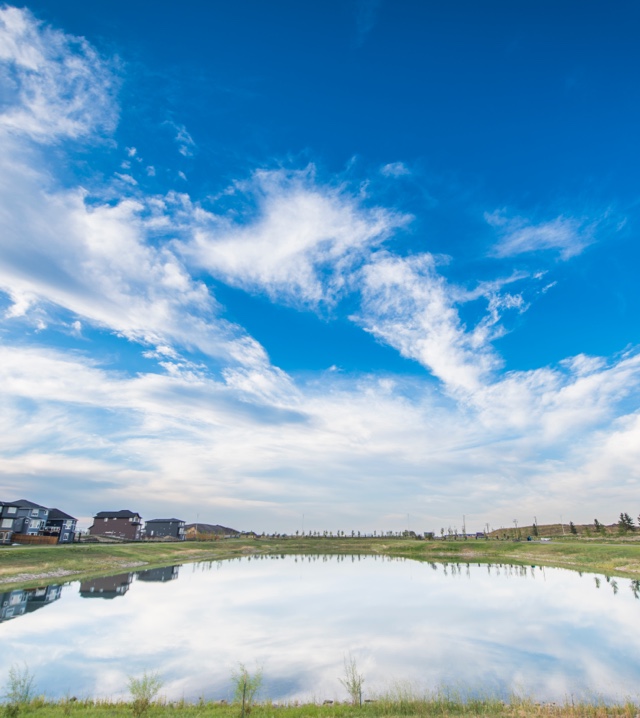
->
(2, 663, 35, 718)
(231, 664, 262, 718)
(338, 654, 365, 707)
(127, 671, 163, 718)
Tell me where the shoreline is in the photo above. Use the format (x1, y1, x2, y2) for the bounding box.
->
(2, 536, 640, 590)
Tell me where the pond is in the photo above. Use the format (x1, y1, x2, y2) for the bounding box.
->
(1, 554, 639, 704)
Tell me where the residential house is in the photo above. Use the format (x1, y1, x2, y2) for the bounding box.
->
(79, 572, 133, 599)
(144, 518, 185, 540)
(0, 585, 62, 623)
(8, 499, 49, 536)
(24, 585, 63, 613)
(137, 566, 180, 582)
(0, 501, 20, 545)
(88, 510, 142, 540)
(0, 589, 28, 622)
(44, 508, 77, 543)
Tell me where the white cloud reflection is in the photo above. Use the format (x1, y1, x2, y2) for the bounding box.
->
(1, 558, 639, 703)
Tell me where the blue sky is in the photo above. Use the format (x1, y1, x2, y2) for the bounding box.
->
(0, 1, 639, 532)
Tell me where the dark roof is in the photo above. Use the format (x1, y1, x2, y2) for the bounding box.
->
(94, 510, 141, 519)
(11, 499, 48, 510)
(47, 508, 77, 521)
(145, 518, 184, 523)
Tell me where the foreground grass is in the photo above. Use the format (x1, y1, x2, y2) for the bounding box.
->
(2, 535, 640, 590)
(7, 696, 640, 718)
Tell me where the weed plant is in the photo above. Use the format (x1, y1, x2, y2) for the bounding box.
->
(127, 672, 163, 717)
(231, 664, 262, 718)
(338, 655, 365, 707)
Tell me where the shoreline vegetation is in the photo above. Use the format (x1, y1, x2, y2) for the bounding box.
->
(3, 665, 640, 718)
(3, 695, 640, 718)
(2, 533, 640, 590)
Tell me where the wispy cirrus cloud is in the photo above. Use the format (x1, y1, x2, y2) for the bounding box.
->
(165, 120, 196, 157)
(183, 166, 410, 310)
(486, 210, 595, 260)
(0, 6, 279, 383)
(380, 161, 410, 178)
(355, 252, 504, 392)
(0, 5, 118, 142)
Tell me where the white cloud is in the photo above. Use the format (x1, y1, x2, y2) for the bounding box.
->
(380, 161, 410, 177)
(1, 342, 640, 531)
(183, 166, 409, 309)
(166, 121, 196, 157)
(356, 252, 502, 392)
(486, 210, 594, 260)
(0, 6, 118, 142)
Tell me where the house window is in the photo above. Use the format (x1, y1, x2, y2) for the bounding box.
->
(1, 519, 12, 528)
(104, 517, 108, 522)
(7, 507, 16, 514)
(31, 509, 39, 517)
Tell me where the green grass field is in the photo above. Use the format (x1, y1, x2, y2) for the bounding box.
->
(4, 694, 640, 718)
(2, 534, 640, 590)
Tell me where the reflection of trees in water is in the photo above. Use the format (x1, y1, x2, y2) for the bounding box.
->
(188, 554, 640, 601)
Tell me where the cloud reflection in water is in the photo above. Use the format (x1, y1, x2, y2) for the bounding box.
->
(0, 556, 639, 703)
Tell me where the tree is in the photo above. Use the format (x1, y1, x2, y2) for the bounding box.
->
(618, 513, 635, 533)
(594, 519, 603, 533)
(127, 671, 163, 718)
(231, 665, 262, 718)
(569, 521, 577, 535)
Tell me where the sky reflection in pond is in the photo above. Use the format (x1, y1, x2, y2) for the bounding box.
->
(1, 555, 639, 703)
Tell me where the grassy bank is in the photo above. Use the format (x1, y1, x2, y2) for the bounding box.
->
(2, 536, 640, 590)
(4, 696, 640, 718)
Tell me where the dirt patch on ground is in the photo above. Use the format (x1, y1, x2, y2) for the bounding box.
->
(614, 564, 640, 575)
(240, 546, 263, 554)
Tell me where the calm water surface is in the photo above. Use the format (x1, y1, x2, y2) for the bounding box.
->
(1, 555, 640, 703)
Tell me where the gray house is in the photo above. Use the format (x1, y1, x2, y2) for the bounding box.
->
(44, 508, 77, 543)
(144, 518, 186, 540)
(0, 501, 20, 544)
